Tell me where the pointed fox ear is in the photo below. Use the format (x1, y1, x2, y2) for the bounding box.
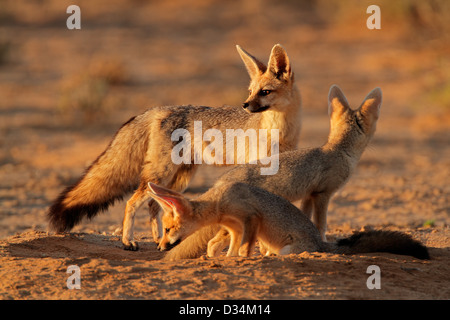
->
(328, 85, 350, 117)
(147, 183, 190, 217)
(267, 44, 292, 81)
(148, 182, 183, 198)
(359, 87, 382, 120)
(236, 45, 266, 79)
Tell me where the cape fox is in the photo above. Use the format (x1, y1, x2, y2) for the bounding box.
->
(165, 85, 383, 260)
(147, 182, 429, 260)
(47, 44, 302, 250)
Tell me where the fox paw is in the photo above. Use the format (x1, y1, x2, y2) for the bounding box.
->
(123, 241, 139, 251)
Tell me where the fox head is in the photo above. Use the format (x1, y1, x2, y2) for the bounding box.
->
(327, 85, 382, 150)
(147, 183, 199, 251)
(237, 44, 297, 113)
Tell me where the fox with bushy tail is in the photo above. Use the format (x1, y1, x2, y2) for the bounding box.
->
(48, 115, 148, 234)
(48, 44, 303, 250)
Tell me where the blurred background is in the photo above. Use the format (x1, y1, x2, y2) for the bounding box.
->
(0, 0, 449, 237)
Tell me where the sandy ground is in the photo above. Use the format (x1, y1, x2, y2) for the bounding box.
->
(0, 1, 449, 300)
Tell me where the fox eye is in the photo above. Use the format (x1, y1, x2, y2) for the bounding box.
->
(259, 89, 271, 96)
(165, 228, 171, 233)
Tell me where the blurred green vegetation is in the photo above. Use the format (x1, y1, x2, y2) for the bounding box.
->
(423, 219, 436, 228)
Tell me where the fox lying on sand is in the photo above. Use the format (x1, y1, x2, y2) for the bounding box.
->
(165, 85, 385, 260)
(148, 182, 429, 260)
(47, 44, 302, 250)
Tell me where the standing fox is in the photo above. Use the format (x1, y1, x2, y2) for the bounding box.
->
(165, 85, 383, 260)
(47, 44, 302, 250)
(148, 182, 429, 260)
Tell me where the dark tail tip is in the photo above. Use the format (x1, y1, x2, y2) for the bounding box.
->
(47, 187, 117, 233)
(47, 199, 80, 233)
(337, 230, 430, 260)
(48, 200, 113, 233)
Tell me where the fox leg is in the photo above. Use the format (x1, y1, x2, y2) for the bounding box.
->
(301, 196, 314, 220)
(312, 193, 331, 242)
(148, 200, 163, 243)
(259, 242, 273, 256)
(238, 216, 259, 257)
(148, 165, 198, 243)
(261, 244, 278, 256)
(136, 160, 173, 244)
(227, 230, 242, 257)
(122, 183, 154, 250)
(207, 228, 229, 257)
(122, 161, 181, 249)
(221, 216, 246, 257)
(259, 242, 268, 255)
(223, 220, 244, 257)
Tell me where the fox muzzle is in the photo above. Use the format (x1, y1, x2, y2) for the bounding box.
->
(159, 238, 181, 251)
(242, 102, 270, 113)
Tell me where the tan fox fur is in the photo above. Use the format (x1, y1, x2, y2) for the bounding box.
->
(148, 182, 429, 260)
(47, 44, 302, 250)
(165, 85, 383, 260)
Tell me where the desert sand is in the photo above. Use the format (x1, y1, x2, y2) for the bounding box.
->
(0, 0, 449, 300)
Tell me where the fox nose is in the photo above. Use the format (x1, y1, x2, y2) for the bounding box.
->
(159, 239, 181, 251)
(242, 102, 249, 109)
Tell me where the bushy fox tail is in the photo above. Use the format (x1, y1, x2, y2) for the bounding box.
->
(48, 116, 147, 232)
(163, 225, 222, 260)
(323, 230, 430, 260)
